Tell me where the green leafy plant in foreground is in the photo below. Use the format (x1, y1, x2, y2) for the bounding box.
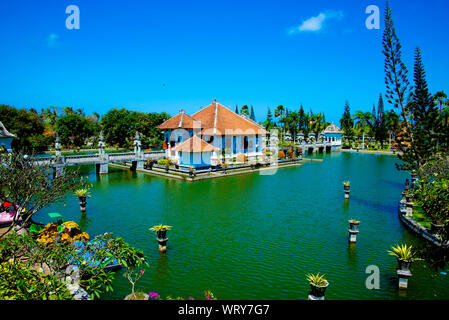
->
(0, 260, 72, 300)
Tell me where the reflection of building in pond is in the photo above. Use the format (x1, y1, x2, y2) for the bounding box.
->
(158, 100, 268, 168)
(0, 121, 16, 153)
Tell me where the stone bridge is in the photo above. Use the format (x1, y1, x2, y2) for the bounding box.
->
(29, 131, 166, 176)
(29, 151, 165, 176)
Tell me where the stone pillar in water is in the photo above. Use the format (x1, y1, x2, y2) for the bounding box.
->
(348, 220, 360, 243)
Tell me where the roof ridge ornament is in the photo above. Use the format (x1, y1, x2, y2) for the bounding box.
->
(0, 121, 16, 138)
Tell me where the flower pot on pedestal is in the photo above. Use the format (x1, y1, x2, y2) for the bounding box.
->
(78, 196, 87, 212)
(348, 220, 360, 243)
(156, 229, 167, 240)
(343, 183, 351, 199)
(430, 222, 444, 235)
(397, 259, 412, 272)
(309, 281, 329, 300)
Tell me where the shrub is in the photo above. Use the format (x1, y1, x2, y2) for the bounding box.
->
(0, 261, 73, 300)
(236, 154, 247, 163)
(158, 159, 173, 167)
(278, 151, 285, 160)
(418, 179, 449, 224)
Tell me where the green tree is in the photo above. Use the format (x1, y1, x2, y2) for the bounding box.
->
(397, 47, 443, 171)
(250, 105, 256, 121)
(56, 110, 95, 148)
(353, 111, 374, 150)
(0, 105, 48, 152)
(384, 109, 400, 149)
(263, 107, 274, 131)
(100, 108, 133, 147)
(274, 105, 285, 126)
(309, 111, 327, 139)
(374, 94, 388, 146)
(240, 105, 250, 116)
(340, 100, 354, 139)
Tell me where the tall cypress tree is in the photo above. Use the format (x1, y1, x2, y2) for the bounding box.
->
(408, 48, 441, 165)
(340, 100, 354, 139)
(235, 105, 239, 114)
(263, 107, 273, 130)
(250, 105, 256, 121)
(375, 93, 387, 146)
(382, 1, 422, 171)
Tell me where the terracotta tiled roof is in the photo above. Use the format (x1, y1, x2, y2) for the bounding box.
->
(192, 103, 268, 135)
(0, 122, 16, 138)
(172, 135, 219, 153)
(157, 111, 202, 130)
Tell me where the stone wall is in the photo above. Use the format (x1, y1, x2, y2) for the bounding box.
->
(398, 201, 448, 248)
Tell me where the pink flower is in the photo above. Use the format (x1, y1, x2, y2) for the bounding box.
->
(189, 297, 195, 300)
(149, 292, 160, 299)
(140, 270, 145, 274)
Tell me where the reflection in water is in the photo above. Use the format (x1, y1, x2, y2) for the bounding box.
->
(96, 173, 109, 185)
(349, 196, 397, 214)
(78, 212, 91, 230)
(347, 242, 358, 268)
(154, 252, 170, 281)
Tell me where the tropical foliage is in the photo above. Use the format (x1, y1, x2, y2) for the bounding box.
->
(157, 159, 173, 167)
(306, 273, 328, 287)
(0, 260, 73, 300)
(0, 104, 170, 152)
(0, 152, 81, 236)
(388, 243, 422, 262)
(149, 225, 172, 232)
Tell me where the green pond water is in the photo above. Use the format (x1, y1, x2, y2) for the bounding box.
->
(37, 152, 449, 300)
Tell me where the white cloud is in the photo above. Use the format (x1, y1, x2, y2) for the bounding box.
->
(47, 33, 59, 47)
(288, 10, 344, 35)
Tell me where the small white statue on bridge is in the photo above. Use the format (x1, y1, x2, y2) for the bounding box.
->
(98, 131, 106, 160)
(133, 131, 142, 158)
(55, 132, 62, 159)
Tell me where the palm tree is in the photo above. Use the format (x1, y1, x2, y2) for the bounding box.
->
(433, 91, 447, 112)
(274, 105, 285, 140)
(353, 111, 374, 150)
(309, 112, 327, 140)
(286, 111, 300, 143)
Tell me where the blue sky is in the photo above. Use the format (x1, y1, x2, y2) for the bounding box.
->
(0, 0, 448, 124)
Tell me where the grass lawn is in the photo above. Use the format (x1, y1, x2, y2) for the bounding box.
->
(412, 205, 432, 230)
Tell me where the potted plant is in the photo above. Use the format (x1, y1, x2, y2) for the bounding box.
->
(430, 220, 445, 235)
(74, 188, 90, 201)
(150, 224, 172, 240)
(146, 160, 155, 170)
(388, 243, 422, 271)
(74, 188, 91, 212)
(348, 219, 360, 231)
(124, 269, 148, 300)
(306, 273, 329, 298)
